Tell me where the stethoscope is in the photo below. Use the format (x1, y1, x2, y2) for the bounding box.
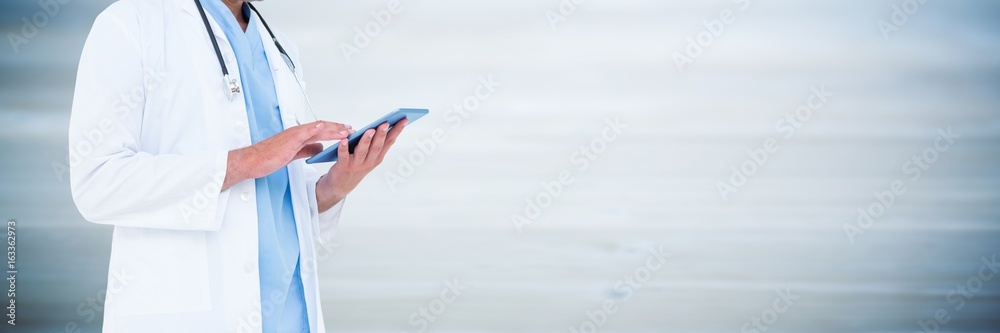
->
(193, 0, 317, 125)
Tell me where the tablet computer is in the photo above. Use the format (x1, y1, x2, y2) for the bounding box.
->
(306, 108, 429, 164)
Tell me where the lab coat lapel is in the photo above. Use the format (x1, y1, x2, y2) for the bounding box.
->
(252, 15, 305, 131)
(249, 11, 323, 333)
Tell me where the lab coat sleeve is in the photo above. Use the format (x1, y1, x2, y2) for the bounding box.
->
(68, 3, 229, 231)
(304, 165, 345, 245)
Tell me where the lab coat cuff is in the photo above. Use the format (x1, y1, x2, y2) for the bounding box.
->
(307, 180, 345, 245)
(171, 150, 231, 231)
(208, 150, 231, 231)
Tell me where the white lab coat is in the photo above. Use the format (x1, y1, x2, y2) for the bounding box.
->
(68, 1, 343, 332)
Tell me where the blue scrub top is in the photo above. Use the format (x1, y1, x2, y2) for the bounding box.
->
(202, 2, 309, 332)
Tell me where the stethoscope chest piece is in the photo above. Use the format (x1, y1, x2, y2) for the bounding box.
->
(224, 74, 241, 101)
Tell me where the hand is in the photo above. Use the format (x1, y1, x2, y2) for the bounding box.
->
(223, 121, 353, 190)
(316, 119, 408, 211)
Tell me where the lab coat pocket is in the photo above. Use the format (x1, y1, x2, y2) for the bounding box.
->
(109, 227, 213, 316)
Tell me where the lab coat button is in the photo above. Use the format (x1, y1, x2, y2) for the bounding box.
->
(235, 121, 244, 128)
(240, 191, 251, 203)
(243, 260, 256, 273)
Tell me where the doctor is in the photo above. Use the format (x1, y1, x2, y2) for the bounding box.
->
(69, 0, 404, 332)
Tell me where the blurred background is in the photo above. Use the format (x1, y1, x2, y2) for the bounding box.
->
(2, 0, 1000, 332)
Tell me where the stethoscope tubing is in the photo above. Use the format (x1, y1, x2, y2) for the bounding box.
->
(193, 0, 317, 125)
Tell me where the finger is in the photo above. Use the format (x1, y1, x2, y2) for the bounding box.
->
(308, 120, 351, 131)
(306, 121, 351, 143)
(293, 143, 324, 160)
(364, 122, 390, 165)
(336, 139, 351, 165)
(352, 129, 376, 167)
(295, 121, 326, 144)
(321, 121, 352, 135)
(375, 119, 407, 164)
(384, 119, 407, 148)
